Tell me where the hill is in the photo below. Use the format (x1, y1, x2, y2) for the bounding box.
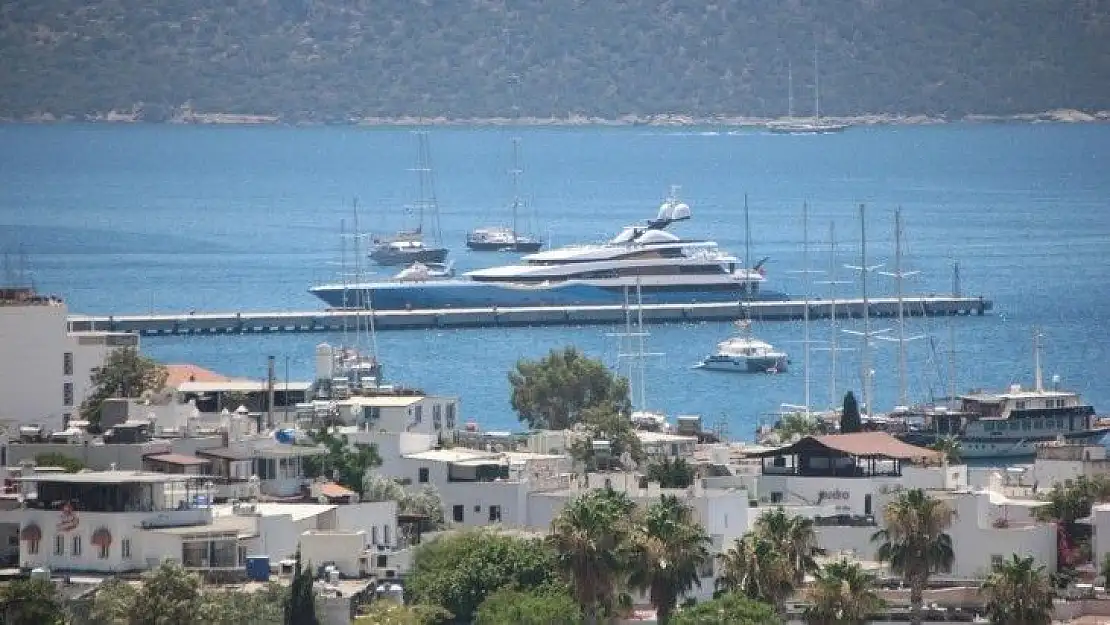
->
(2, 0, 1109, 123)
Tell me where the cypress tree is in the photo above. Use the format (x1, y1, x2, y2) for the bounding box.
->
(284, 547, 319, 625)
(840, 391, 862, 433)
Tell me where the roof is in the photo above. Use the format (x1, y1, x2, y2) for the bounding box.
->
(749, 432, 941, 462)
(165, 364, 237, 389)
(148, 515, 258, 538)
(342, 395, 427, 408)
(176, 381, 312, 394)
(145, 453, 210, 466)
(403, 448, 499, 463)
(318, 482, 356, 499)
(13, 470, 193, 484)
(197, 443, 324, 461)
(635, 431, 700, 445)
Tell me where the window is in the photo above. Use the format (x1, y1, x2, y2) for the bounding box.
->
(433, 404, 442, 430)
(72, 535, 81, 557)
(63, 382, 74, 407)
(418, 468, 429, 484)
(452, 505, 464, 523)
(364, 406, 381, 422)
(770, 492, 784, 504)
(1015, 401, 1026, 410)
(372, 526, 379, 545)
(445, 403, 457, 429)
(122, 539, 131, 559)
(1009, 421, 1019, 431)
(1034, 419, 1043, 429)
(98, 542, 109, 559)
(1022, 419, 1032, 430)
(489, 505, 502, 522)
(28, 539, 39, 555)
(414, 405, 423, 423)
(990, 554, 1004, 570)
(376, 555, 388, 568)
(54, 535, 65, 556)
(383, 525, 390, 546)
(984, 421, 994, 431)
(63, 352, 73, 376)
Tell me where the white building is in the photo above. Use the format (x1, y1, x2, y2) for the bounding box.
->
(1034, 442, 1110, 489)
(0, 288, 139, 431)
(743, 432, 1057, 579)
(334, 394, 459, 437)
(10, 467, 398, 577)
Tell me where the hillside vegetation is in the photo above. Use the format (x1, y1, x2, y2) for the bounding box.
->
(2, 0, 1109, 122)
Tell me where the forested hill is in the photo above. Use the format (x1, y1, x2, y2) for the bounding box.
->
(2, 0, 1110, 123)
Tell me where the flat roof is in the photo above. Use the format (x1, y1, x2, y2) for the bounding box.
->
(635, 431, 700, 444)
(14, 470, 193, 484)
(341, 395, 426, 408)
(197, 443, 325, 461)
(176, 381, 313, 394)
(249, 502, 336, 522)
(145, 453, 210, 466)
(403, 448, 499, 463)
(149, 515, 258, 537)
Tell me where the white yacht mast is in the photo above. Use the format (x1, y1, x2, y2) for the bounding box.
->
(787, 60, 795, 119)
(814, 222, 854, 408)
(1033, 328, 1044, 393)
(813, 41, 821, 121)
(351, 199, 379, 360)
(802, 202, 811, 417)
(948, 261, 959, 403)
(510, 136, 522, 241)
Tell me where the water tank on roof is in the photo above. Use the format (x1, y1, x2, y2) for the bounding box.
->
(246, 556, 270, 582)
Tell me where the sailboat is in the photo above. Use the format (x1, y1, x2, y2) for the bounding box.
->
(369, 131, 450, 266)
(766, 44, 850, 135)
(697, 196, 788, 373)
(467, 137, 543, 252)
(612, 279, 668, 431)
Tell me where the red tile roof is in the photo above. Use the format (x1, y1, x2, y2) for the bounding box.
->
(751, 432, 941, 462)
(319, 482, 357, 499)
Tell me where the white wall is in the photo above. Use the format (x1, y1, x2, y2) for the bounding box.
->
(439, 481, 527, 527)
(300, 531, 366, 577)
(335, 502, 398, 549)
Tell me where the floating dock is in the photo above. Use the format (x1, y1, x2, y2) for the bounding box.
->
(65, 295, 991, 336)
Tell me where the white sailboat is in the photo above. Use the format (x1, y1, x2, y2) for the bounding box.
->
(467, 136, 544, 252)
(369, 131, 449, 266)
(766, 43, 850, 135)
(612, 279, 667, 431)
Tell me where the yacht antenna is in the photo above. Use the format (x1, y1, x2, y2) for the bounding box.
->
(1033, 328, 1044, 393)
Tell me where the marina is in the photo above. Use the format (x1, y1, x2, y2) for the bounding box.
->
(67, 294, 991, 335)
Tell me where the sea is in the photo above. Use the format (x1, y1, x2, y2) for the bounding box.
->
(1, 122, 1108, 440)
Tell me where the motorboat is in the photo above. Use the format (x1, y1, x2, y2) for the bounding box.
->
(698, 320, 789, 373)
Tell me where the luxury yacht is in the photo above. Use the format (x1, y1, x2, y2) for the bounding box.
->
(698, 320, 789, 373)
(310, 187, 789, 311)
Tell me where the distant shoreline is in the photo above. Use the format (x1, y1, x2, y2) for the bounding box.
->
(5, 108, 1109, 127)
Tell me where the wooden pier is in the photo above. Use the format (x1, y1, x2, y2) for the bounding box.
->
(65, 295, 992, 336)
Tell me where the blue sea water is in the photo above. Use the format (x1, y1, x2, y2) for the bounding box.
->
(1, 123, 1108, 437)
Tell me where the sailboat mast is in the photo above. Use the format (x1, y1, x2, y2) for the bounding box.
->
(623, 285, 634, 389)
(813, 41, 820, 121)
(803, 202, 811, 417)
(895, 207, 907, 408)
(948, 261, 959, 403)
(1033, 328, 1044, 392)
(787, 60, 795, 119)
(744, 194, 752, 271)
(510, 136, 521, 240)
(859, 203, 873, 419)
(339, 217, 348, 343)
(351, 199, 379, 360)
(828, 221, 838, 407)
(636, 277, 646, 412)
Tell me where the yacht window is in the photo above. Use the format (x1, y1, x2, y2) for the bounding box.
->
(1034, 419, 1043, 429)
(1058, 418, 1066, 429)
(1009, 421, 1019, 431)
(1022, 420, 1032, 430)
(983, 421, 993, 432)
(1015, 401, 1026, 410)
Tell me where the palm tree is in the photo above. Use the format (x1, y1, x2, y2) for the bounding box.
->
(627, 495, 712, 624)
(755, 508, 824, 586)
(929, 435, 961, 463)
(548, 487, 637, 625)
(646, 457, 697, 489)
(715, 533, 794, 613)
(980, 554, 1054, 625)
(803, 559, 885, 625)
(871, 488, 955, 625)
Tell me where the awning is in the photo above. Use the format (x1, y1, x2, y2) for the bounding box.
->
(20, 524, 41, 542)
(91, 527, 113, 547)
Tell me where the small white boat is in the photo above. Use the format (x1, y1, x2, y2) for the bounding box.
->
(698, 320, 789, 373)
(393, 261, 455, 282)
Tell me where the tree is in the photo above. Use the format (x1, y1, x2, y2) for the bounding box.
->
(80, 347, 168, 428)
(871, 489, 955, 625)
(88, 577, 137, 625)
(548, 487, 637, 624)
(930, 436, 962, 463)
(34, 452, 85, 473)
(509, 346, 631, 430)
(203, 583, 288, 625)
(474, 588, 582, 625)
(627, 495, 712, 625)
(771, 412, 823, 442)
(569, 405, 645, 471)
(406, 529, 563, 624)
(303, 429, 381, 498)
(803, 559, 885, 625)
(130, 560, 206, 625)
(980, 554, 1054, 625)
(754, 508, 824, 587)
(0, 578, 65, 625)
(714, 534, 794, 613)
(840, 391, 862, 433)
(285, 548, 319, 625)
(354, 600, 451, 625)
(646, 457, 696, 489)
(670, 592, 782, 625)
